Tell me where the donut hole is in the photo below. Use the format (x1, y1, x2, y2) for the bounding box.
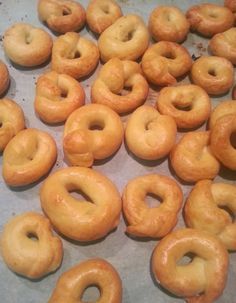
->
(145, 193, 163, 208)
(230, 131, 236, 149)
(26, 232, 39, 241)
(177, 252, 194, 266)
(81, 285, 101, 302)
(101, 4, 110, 14)
(174, 103, 192, 111)
(25, 32, 32, 45)
(163, 52, 176, 60)
(89, 120, 105, 131)
(208, 68, 217, 77)
(122, 30, 135, 42)
(73, 50, 81, 59)
(69, 189, 93, 204)
(208, 12, 218, 19)
(60, 88, 68, 99)
(0, 122, 2, 128)
(62, 6, 72, 16)
(218, 205, 235, 222)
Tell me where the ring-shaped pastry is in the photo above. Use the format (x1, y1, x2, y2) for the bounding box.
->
(40, 167, 122, 242)
(34, 71, 85, 124)
(209, 100, 236, 129)
(0, 212, 63, 279)
(225, 0, 236, 22)
(91, 58, 149, 114)
(48, 259, 122, 303)
(0, 60, 10, 95)
(2, 128, 57, 186)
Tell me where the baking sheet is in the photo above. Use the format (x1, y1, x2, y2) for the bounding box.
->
(0, 0, 235, 302)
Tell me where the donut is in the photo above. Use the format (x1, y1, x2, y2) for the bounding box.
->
(51, 32, 99, 79)
(63, 104, 124, 167)
(0, 212, 63, 279)
(98, 14, 149, 62)
(38, 0, 86, 34)
(40, 167, 121, 242)
(2, 128, 57, 186)
(170, 131, 220, 183)
(3, 23, 52, 67)
(86, 0, 122, 34)
(34, 71, 85, 124)
(186, 3, 234, 37)
(0, 98, 25, 152)
(122, 174, 183, 238)
(0, 60, 10, 95)
(141, 41, 192, 87)
(148, 6, 190, 43)
(191, 56, 234, 95)
(184, 180, 236, 251)
(209, 100, 236, 129)
(225, 0, 236, 21)
(210, 114, 236, 170)
(156, 84, 211, 129)
(48, 258, 122, 303)
(91, 58, 149, 114)
(152, 228, 229, 303)
(125, 105, 176, 160)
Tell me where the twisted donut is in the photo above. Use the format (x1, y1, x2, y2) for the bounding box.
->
(0, 60, 10, 95)
(125, 105, 176, 160)
(98, 14, 149, 62)
(152, 228, 229, 303)
(38, 0, 86, 34)
(48, 258, 122, 303)
(0, 212, 63, 279)
(156, 84, 211, 129)
(122, 174, 183, 238)
(0, 98, 25, 152)
(141, 41, 192, 86)
(40, 167, 121, 241)
(63, 104, 124, 167)
(34, 71, 85, 124)
(2, 128, 57, 186)
(91, 58, 149, 114)
(184, 180, 236, 251)
(170, 131, 220, 183)
(51, 32, 99, 79)
(209, 100, 236, 129)
(3, 23, 52, 67)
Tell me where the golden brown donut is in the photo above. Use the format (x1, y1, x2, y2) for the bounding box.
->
(209, 100, 236, 129)
(170, 131, 220, 183)
(0, 212, 63, 279)
(98, 14, 149, 62)
(48, 258, 122, 303)
(0, 98, 25, 152)
(34, 71, 85, 124)
(125, 105, 176, 160)
(3, 23, 53, 67)
(210, 114, 236, 170)
(40, 167, 121, 242)
(141, 41, 192, 87)
(2, 128, 57, 186)
(91, 58, 149, 114)
(186, 3, 234, 37)
(38, 0, 86, 34)
(152, 228, 229, 303)
(63, 104, 124, 167)
(86, 0, 122, 34)
(191, 56, 234, 95)
(225, 0, 236, 21)
(149, 6, 190, 43)
(156, 84, 211, 129)
(0, 60, 10, 95)
(122, 174, 183, 238)
(51, 32, 99, 79)
(184, 180, 236, 251)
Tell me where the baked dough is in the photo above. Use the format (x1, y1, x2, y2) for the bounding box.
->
(0, 60, 10, 95)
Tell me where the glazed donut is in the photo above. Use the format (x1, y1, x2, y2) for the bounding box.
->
(98, 14, 149, 62)
(191, 56, 234, 95)
(34, 71, 85, 124)
(63, 104, 124, 167)
(141, 41, 192, 87)
(3, 23, 52, 67)
(2, 128, 57, 186)
(0, 60, 10, 95)
(0, 98, 25, 152)
(0, 212, 63, 279)
(210, 114, 236, 170)
(186, 3, 234, 37)
(209, 100, 236, 129)
(122, 174, 183, 238)
(40, 167, 121, 241)
(152, 228, 229, 303)
(38, 0, 86, 34)
(156, 84, 211, 129)
(125, 105, 176, 160)
(148, 6, 189, 43)
(91, 58, 149, 114)
(51, 32, 99, 79)
(86, 0, 122, 34)
(170, 131, 220, 183)
(184, 180, 236, 251)
(48, 258, 122, 303)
